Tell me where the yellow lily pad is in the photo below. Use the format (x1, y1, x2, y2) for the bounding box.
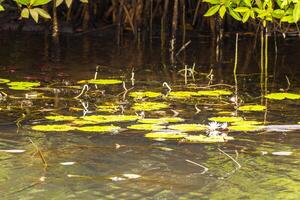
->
(228, 125, 263, 131)
(127, 124, 166, 131)
(81, 115, 140, 123)
(7, 81, 40, 90)
(45, 115, 77, 121)
(168, 91, 198, 98)
(77, 79, 122, 85)
(132, 102, 169, 111)
(168, 124, 207, 132)
(145, 131, 187, 139)
(0, 78, 10, 84)
(265, 93, 300, 100)
(31, 125, 75, 132)
(196, 90, 232, 96)
(129, 91, 162, 99)
(138, 117, 184, 124)
(232, 120, 262, 126)
(208, 116, 244, 123)
(76, 125, 121, 132)
(183, 135, 234, 143)
(238, 105, 266, 111)
(97, 105, 119, 113)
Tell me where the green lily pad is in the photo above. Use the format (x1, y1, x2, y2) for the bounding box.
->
(208, 116, 244, 123)
(76, 125, 121, 132)
(183, 135, 234, 143)
(31, 125, 75, 132)
(228, 125, 263, 131)
(145, 131, 187, 139)
(81, 115, 140, 124)
(45, 115, 77, 121)
(196, 89, 232, 96)
(7, 81, 40, 90)
(218, 111, 234, 115)
(265, 93, 300, 100)
(129, 91, 162, 99)
(138, 117, 184, 124)
(0, 78, 10, 84)
(238, 105, 266, 112)
(167, 91, 198, 98)
(168, 124, 207, 132)
(97, 105, 119, 113)
(132, 102, 169, 111)
(127, 124, 166, 131)
(77, 79, 122, 85)
(232, 120, 262, 126)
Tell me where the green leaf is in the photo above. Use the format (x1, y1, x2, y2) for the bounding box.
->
(243, 0, 252, 7)
(242, 10, 250, 22)
(234, 7, 250, 12)
(34, 8, 51, 19)
(203, 0, 220, 4)
(29, 8, 39, 23)
(56, 0, 63, 7)
(21, 8, 29, 18)
(219, 5, 226, 19)
(281, 15, 294, 23)
(16, 0, 29, 6)
(293, 2, 300, 22)
(65, 0, 73, 8)
(228, 7, 242, 21)
(272, 9, 285, 19)
(204, 5, 220, 17)
(32, 0, 51, 6)
(80, 0, 88, 3)
(0, 5, 4, 11)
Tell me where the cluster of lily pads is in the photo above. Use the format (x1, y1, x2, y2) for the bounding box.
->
(1, 77, 300, 143)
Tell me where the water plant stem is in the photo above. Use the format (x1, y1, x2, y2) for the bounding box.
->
(218, 148, 241, 169)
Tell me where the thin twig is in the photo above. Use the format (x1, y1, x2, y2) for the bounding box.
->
(218, 148, 241, 169)
(185, 159, 208, 174)
(29, 138, 48, 168)
(176, 40, 191, 56)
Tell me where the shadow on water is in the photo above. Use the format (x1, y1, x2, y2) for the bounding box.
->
(0, 32, 300, 199)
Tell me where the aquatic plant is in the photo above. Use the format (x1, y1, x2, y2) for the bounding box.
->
(265, 93, 300, 100)
(97, 105, 119, 113)
(168, 124, 207, 132)
(31, 124, 75, 132)
(77, 79, 122, 85)
(76, 125, 121, 133)
(196, 90, 232, 96)
(129, 91, 162, 99)
(45, 115, 77, 121)
(183, 134, 234, 143)
(208, 116, 244, 123)
(238, 105, 266, 111)
(127, 124, 166, 131)
(228, 125, 263, 132)
(132, 102, 169, 111)
(0, 78, 10, 84)
(138, 117, 184, 124)
(80, 115, 140, 124)
(7, 81, 40, 90)
(145, 131, 187, 139)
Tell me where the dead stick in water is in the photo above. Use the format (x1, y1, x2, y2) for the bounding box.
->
(218, 148, 241, 169)
(29, 138, 48, 168)
(185, 159, 208, 174)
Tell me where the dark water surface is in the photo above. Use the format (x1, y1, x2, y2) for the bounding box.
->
(0, 32, 300, 199)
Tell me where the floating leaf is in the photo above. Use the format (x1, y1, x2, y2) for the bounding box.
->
(196, 90, 232, 96)
(168, 91, 198, 98)
(81, 115, 140, 124)
(132, 102, 169, 111)
(129, 91, 162, 99)
(97, 105, 119, 113)
(127, 124, 165, 131)
(145, 131, 187, 139)
(0, 78, 10, 84)
(265, 93, 300, 100)
(208, 116, 244, 123)
(77, 79, 122, 85)
(168, 124, 207, 132)
(228, 125, 263, 131)
(138, 117, 184, 124)
(76, 125, 120, 132)
(7, 81, 40, 90)
(183, 135, 234, 143)
(45, 115, 77, 121)
(232, 120, 262, 126)
(238, 105, 266, 111)
(31, 124, 75, 132)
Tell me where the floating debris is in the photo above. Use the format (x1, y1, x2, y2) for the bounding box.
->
(60, 162, 76, 166)
(0, 149, 26, 153)
(272, 151, 293, 156)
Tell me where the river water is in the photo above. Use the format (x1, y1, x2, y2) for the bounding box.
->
(0, 32, 299, 199)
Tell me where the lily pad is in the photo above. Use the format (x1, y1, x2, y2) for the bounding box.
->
(196, 90, 232, 96)
(45, 115, 77, 121)
(127, 124, 166, 131)
(31, 125, 75, 132)
(0, 78, 10, 84)
(97, 105, 119, 113)
(238, 105, 266, 112)
(183, 135, 234, 143)
(167, 91, 198, 98)
(129, 91, 162, 99)
(232, 120, 262, 126)
(208, 116, 244, 123)
(138, 117, 184, 124)
(145, 131, 187, 139)
(228, 125, 263, 132)
(265, 93, 300, 100)
(132, 102, 169, 111)
(77, 79, 122, 85)
(168, 124, 207, 132)
(76, 125, 121, 132)
(7, 81, 40, 90)
(81, 115, 140, 124)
